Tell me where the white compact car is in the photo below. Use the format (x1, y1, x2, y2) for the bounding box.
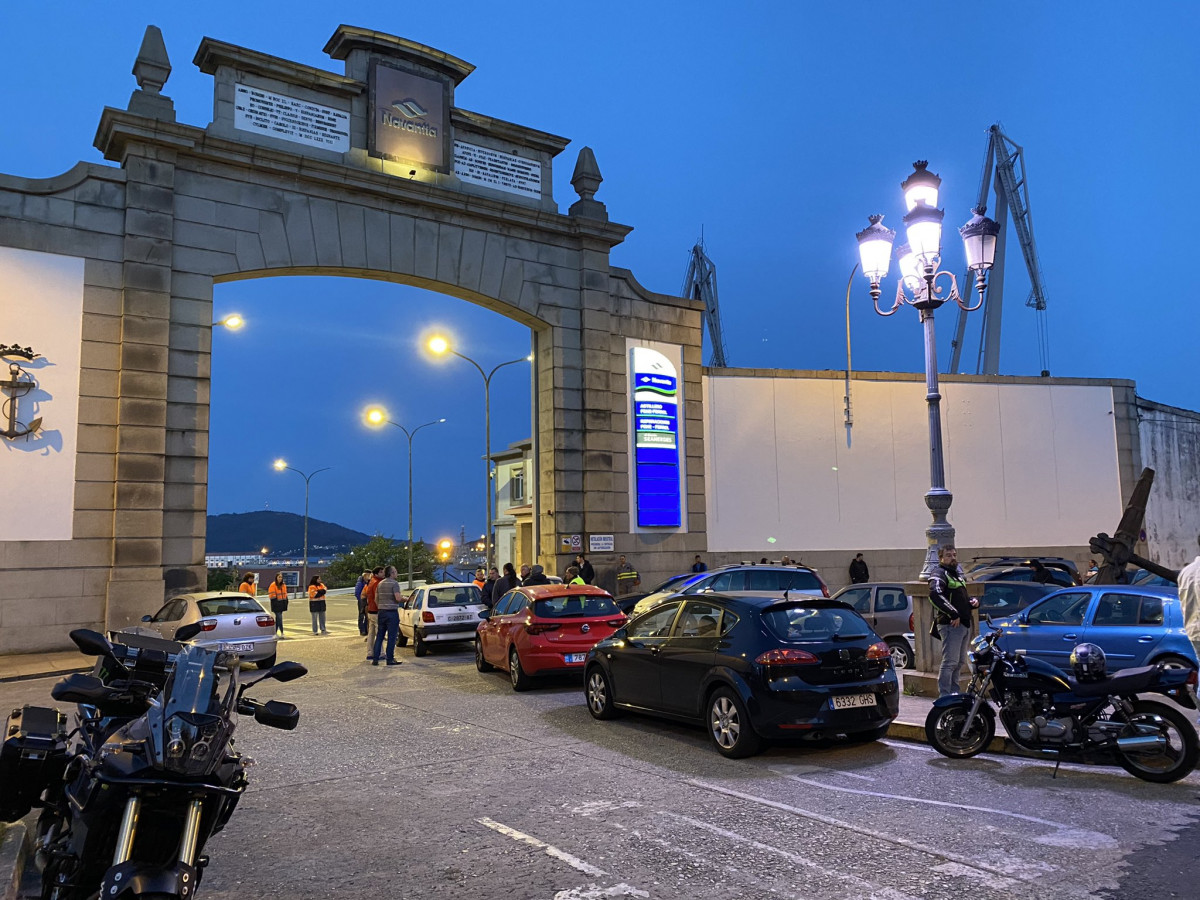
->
(398, 582, 486, 657)
(122, 591, 279, 668)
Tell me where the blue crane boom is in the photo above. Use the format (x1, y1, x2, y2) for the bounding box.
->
(681, 240, 729, 368)
(948, 124, 1051, 376)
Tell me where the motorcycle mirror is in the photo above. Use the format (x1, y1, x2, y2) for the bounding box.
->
(173, 623, 203, 642)
(254, 700, 300, 730)
(69, 628, 115, 658)
(266, 661, 307, 683)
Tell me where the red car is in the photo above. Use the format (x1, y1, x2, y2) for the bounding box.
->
(476, 584, 627, 691)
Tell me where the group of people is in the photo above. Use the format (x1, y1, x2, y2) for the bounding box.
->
(236, 572, 329, 637)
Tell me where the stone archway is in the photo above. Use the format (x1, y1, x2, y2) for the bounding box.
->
(0, 25, 705, 650)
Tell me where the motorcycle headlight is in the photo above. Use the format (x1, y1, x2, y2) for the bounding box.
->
(159, 713, 224, 775)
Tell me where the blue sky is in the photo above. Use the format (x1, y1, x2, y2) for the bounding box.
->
(2, 3, 1196, 547)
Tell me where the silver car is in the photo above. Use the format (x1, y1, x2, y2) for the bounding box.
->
(124, 591, 279, 669)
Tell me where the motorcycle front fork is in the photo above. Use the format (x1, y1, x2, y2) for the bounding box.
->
(958, 669, 994, 740)
(112, 796, 204, 867)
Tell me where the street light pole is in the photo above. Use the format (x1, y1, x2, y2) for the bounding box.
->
(427, 338, 530, 569)
(272, 460, 331, 589)
(855, 161, 999, 580)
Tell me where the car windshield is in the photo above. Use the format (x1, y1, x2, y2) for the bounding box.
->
(650, 574, 691, 594)
(196, 597, 263, 616)
(428, 587, 482, 607)
(762, 606, 869, 642)
(533, 594, 620, 618)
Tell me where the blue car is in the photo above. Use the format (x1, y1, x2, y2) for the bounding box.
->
(984, 585, 1198, 671)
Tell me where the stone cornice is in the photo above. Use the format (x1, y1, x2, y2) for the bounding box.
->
(194, 38, 363, 98)
(611, 267, 699, 310)
(0, 161, 125, 195)
(323, 26, 475, 86)
(451, 108, 569, 157)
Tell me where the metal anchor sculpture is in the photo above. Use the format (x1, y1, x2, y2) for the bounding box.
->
(0, 343, 43, 440)
(1089, 466, 1178, 585)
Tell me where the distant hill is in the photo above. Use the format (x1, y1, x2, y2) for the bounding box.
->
(207, 511, 375, 555)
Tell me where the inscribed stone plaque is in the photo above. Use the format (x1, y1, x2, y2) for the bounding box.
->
(369, 63, 448, 170)
(233, 84, 350, 152)
(453, 141, 542, 199)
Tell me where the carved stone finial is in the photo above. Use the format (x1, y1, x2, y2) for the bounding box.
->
(129, 25, 176, 121)
(569, 146, 607, 221)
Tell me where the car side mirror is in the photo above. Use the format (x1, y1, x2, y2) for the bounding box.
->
(1017, 613, 1029, 625)
(254, 700, 300, 730)
(141, 615, 153, 623)
(174, 623, 203, 642)
(478, 610, 490, 619)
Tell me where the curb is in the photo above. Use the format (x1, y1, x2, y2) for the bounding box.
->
(889, 718, 1030, 757)
(0, 819, 29, 900)
(0, 667, 86, 685)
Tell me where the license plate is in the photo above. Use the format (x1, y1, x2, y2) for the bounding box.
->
(447, 615, 472, 622)
(219, 642, 254, 652)
(564, 653, 587, 664)
(831, 693, 876, 710)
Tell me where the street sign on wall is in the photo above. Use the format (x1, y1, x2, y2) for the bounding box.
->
(630, 346, 682, 527)
(589, 534, 614, 552)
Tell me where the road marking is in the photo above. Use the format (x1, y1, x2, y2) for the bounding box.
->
(661, 812, 922, 900)
(477, 817, 607, 877)
(769, 762, 876, 782)
(782, 774, 1118, 849)
(686, 778, 1088, 894)
(550, 885, 649, 899)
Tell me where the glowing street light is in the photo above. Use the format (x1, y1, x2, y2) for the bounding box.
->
(213, 314, 244, 330)
(426, 334, 532, 567)
(364, 405, 446, 588)
(272, 458, 332, 588)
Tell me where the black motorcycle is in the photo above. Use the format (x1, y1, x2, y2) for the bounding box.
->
(0, 626, 305, 899)
(925, 623, 1199, 782)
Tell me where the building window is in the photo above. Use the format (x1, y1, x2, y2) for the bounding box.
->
(509, 466, 525, 502)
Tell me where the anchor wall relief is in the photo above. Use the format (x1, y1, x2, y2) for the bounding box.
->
(0, 247, 84, 540)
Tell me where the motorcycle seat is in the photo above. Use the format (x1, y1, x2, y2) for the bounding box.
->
(1067, 665, 1158, 697)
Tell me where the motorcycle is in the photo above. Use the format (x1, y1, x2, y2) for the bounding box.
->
(0, 625, 306, 899)
(924, 621, 1200, 783)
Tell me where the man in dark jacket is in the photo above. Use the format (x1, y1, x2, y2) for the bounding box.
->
(927, 545, 978, 697)
(354, 570, 370, 635)
(575, 553, 595, 585)
(481, 566, 499, 607)
(849, 554, 870, 584)
(522, 564, 550, 586)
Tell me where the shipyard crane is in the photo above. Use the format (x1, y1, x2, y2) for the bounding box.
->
(948, 124, 1051, 376)
(681, 240, 729, 368)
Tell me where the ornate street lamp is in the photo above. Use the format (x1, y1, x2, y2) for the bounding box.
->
(365, 406, 446, 588)
(426, 336, 531, 568)
(272, 459, 332, 589)
(855, 161, 999, 579)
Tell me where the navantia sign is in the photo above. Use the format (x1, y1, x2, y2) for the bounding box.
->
(368, 62, 448, 169)
(631, 346, 682, 528)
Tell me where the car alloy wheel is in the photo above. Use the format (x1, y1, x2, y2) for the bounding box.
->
(707, 687, 763, 758)
(887, 638, 913, 669)
(475, 638, 493, 672)
(509, 646, 532, 692)
(585, 667, 619, 719)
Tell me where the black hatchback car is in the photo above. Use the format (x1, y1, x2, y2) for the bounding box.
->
(583, 595, 899, 758)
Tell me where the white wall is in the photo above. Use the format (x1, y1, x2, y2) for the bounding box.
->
(703, 373, 1125, 553)
(0, 248, 84, 540)
(1139, 400, 1200, 568)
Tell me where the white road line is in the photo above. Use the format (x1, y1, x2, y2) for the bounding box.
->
(686, 778, 1091, 896)
(477, 817, 608, 877)
(661, 812, 924, 900)
(783, 774, 1117, 848)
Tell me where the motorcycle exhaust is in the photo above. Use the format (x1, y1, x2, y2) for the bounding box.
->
(1116, 735, 1167, 752)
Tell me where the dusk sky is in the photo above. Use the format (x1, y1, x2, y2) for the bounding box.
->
(2, 3, 1196, 549)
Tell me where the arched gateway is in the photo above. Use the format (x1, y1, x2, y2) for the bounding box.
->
(0, 25, 705, 652)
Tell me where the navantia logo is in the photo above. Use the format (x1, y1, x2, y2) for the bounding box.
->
(381, 97, 438, 138)
(391, 98, 428, 119)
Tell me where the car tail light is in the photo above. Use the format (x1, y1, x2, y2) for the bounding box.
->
(525, 623, 561, 635)
(755, 648, 819, 666)
(820, 582, 830, 598)
(256, 615, 275, 628)
(1187, 668, 1198, 686)
(909, 613, 914, 631)
(199, 619, 218, 632)
(866, 641, 890, 661)
(605, 618, 626, 628)
(422, 611, 435, 623)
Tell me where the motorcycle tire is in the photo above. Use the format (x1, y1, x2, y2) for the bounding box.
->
(924, 702, 995, 759)
(1113, 699, 1200, 784)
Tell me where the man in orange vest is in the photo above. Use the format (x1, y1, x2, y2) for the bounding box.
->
(363, 566, 383, 660)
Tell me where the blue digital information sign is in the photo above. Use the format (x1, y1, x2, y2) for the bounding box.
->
(631, 347, 682, 527)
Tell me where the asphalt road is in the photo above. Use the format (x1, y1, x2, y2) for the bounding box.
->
(6, 597, 1199, 900)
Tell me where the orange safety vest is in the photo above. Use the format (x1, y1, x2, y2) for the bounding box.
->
(308, 582, 326, 601)
(269, 582, 288, 600)
(239, 582, 256, 596)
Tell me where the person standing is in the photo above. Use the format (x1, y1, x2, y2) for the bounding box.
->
(371, 565, 404, 666)
(928, 545, 978, 697)
(616, 555, 640, 596)
(307, 575, 328, 635)
(354, 570, 370, 636)
(522, 564, 550, 586)
(238, 573, 257, 596)
(473, 568, 486, 590)
(363, 566, 383, 658)
(1178, 535, 1200, 661)
(575, 553, 596, 585)
(518, 564, 531, 584)
(1086, 559, 1100, 580)
(849, 553, 870, 584)
(566, 565, 586, 586)
(691, 555, 708, 573)
(267, 573, 289, 637)
(496, 563, 519, 596)
(482, 566, 499, 607)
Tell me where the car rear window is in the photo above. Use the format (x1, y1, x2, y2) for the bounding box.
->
(428, 587, 482, 608)
(533, 594, 619, 618)
(197, 597, 263, 616)
(762, 606, 870, 642)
